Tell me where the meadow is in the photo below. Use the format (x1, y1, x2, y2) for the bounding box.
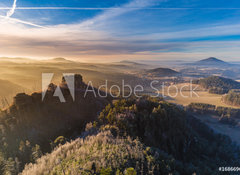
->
(164, 83, 240, 108)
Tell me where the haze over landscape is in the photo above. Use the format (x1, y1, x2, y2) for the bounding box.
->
(0, 0, 240, 174)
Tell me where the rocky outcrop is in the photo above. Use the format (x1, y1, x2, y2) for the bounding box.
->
(0, 74, 111, 150)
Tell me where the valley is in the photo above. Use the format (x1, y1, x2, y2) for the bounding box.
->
(1, 56, 240, 174)
(194, 114, 240, 145)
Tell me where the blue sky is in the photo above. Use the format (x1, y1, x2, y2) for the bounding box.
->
(0, 0, 240, 62)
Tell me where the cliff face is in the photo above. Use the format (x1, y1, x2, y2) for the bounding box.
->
(0, 74, 111, 151)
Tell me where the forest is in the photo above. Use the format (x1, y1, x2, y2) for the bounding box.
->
(193, 76, 240, 94)
(16, 98, 240, 174)
(222, 90, 240, 107)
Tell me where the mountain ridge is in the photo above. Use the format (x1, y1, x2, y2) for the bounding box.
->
(194, 57, 230, 66)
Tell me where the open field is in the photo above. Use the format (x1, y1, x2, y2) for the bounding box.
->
(163, 83, 240, 108)
(194, 114, 240, 145)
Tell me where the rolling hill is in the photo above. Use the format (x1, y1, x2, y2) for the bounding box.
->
(119, 60, 146, 66)
(194, 76, 240, 94)
(145, 67, 180, 77)
(46, 57, 75, 63)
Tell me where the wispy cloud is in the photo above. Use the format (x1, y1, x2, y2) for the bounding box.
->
(0, 0, 44, 28)
(0, 0, 240, 61)
(77, 0, 158, 28)
(0, 0, 156, 28)
(6, 0, 17, 18)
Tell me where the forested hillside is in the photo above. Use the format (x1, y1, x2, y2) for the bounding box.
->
(193, 76, 240, 94)
(21, 98, 240, 175)
(222, 90, 240, 107)
(145, 68, 180, 77)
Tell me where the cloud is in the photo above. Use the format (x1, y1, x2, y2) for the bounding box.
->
(0, 0, 240, 61)
(0, 0, 159, 35)
(78, 0, 158, 28)
(0, 0, 157, 29)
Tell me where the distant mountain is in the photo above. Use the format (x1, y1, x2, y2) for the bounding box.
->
(194, 57, 230, 66)
(0, 57, 35, 63)
(145, 67, 180, 77)
(48, 57, 73, 63)
(119, 60, 146, 66)
(109, 60, 148, 70)
(0, 57, 75, 63)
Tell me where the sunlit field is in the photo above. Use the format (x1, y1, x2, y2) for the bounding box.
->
(163, 83, 240, 108)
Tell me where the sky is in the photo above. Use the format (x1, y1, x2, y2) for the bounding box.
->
(0, 0, 240, 62)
